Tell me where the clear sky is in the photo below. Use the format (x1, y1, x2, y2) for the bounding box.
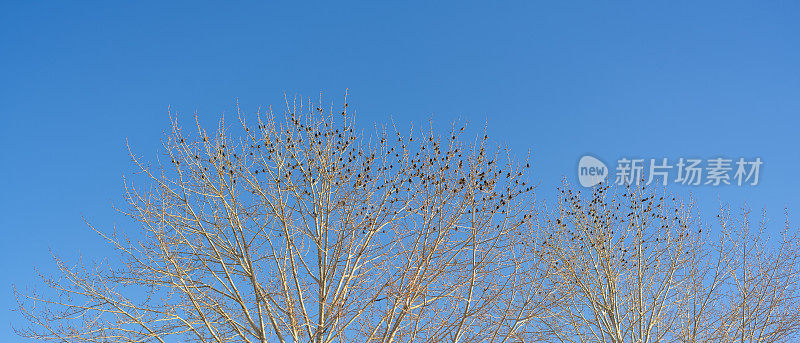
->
(2, 1, 799, 340)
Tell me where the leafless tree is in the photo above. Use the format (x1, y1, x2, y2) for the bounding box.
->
(686, 205, 800, 343)
(536, 181, 800, 343)
(13, 96, 800, 343)
(14, 96, 555, 343)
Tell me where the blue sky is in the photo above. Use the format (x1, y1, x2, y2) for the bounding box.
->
(2, 1, 799, 339)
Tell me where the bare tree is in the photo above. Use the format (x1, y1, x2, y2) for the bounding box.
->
(695, 206, 800, 343)
(14, 96, 554, 343)
(536, 181, 800, 343)
(14, 96, 800, 343)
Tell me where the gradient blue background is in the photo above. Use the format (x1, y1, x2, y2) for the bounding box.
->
(2, 2, 799, 340)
